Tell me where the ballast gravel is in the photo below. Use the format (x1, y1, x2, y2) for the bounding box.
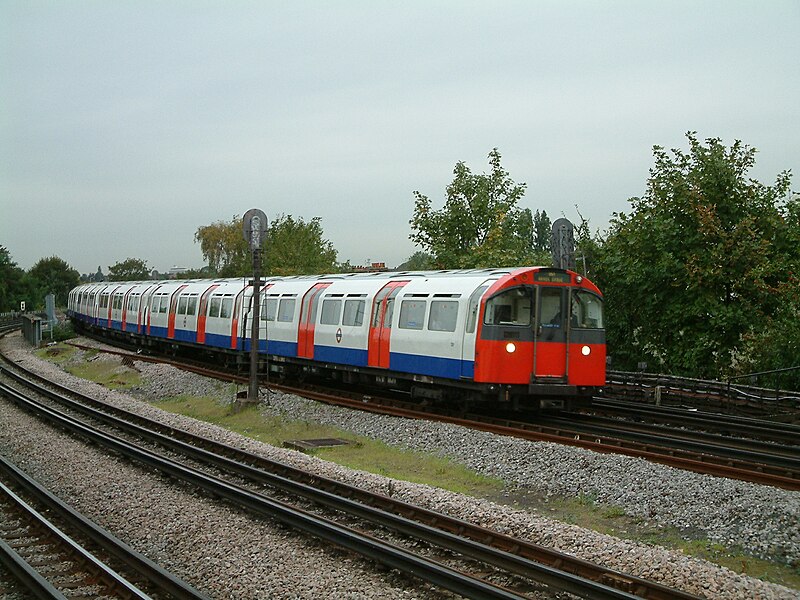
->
(1, 333, 798, 599)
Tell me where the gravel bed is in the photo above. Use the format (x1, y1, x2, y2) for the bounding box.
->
(1, 333, 798, 599)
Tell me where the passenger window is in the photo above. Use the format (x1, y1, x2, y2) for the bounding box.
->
(399, 300, 426, 330)
(343, 299, 365, 326)
(262, 297, 278, 321)
(278, 298, 295, 322)
(159, 295, 168, 314)
(483, 288, 532, 326)
(383, 298, 395, 328)
(209, 297, 221, 318)
(178, 296, 188, 315)
(429, 300, 458, 332)
(466, 285, 489, 333)
(187, 296, 197, 316)
(220, 297, 233, 319)
(320, 299, 342, 325)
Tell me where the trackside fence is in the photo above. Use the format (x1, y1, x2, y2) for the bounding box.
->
(604, 370, 800, 417)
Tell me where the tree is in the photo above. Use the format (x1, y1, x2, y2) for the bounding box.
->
(266, 214, 338, 276)
(409, 149, 537, 268)
(27, 256, 80, 308)
(0, 246, 28, 312)
(532, 210, 552, 254)
(194, 214, 339, 277)
(595, 132, 795, 378)
(397, 251, 435, 271)
(194, 216, 249, 276)
(108, 258, 150, 281)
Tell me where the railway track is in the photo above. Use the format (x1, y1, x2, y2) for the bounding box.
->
(583, 398, 800, 445)
(0, 356, 703, 600)
(55, 339, 800, 490)
(0, 455, 207, 599)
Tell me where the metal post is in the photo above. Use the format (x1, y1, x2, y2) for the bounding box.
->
(242, 208, 268, 406)
(249, 248, 261, 402)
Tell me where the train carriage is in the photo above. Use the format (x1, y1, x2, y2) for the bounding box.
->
(67, 266, 605, 410)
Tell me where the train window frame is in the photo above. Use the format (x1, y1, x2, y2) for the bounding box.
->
(262, 297, 278, 321)
(571, 290, 604, 329)
(483, 287, 532, 327)
(220, 296, 233, 319)
(177, 296, 189, 315)
(186, 295, 198, 316)
(277, 298, 296, 322)
(158, 294, 169, 314)
(399, 299, 426, 330)
(428, 300, 458, 332)
(320, 298, 342, 325)
(343, 298, 366, 327)
(466, 284, 490, 333)
(209, 296, 222, 318)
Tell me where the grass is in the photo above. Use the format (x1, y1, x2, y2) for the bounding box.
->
(154, 394, 503, 496)
(35, 342, 141, 389)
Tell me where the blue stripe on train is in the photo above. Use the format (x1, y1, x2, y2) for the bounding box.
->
(390, 352, 470, 381)
(242, 338, 298, 357)
(313, 345, 369, 367)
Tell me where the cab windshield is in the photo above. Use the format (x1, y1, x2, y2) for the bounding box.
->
(571, 290, 604, 328)
(483, 287, 532, 326)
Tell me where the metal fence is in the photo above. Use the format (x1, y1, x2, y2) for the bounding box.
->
(604, 370, 800, 416)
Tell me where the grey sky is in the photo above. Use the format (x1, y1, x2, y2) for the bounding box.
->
(2, 1, 798, 275)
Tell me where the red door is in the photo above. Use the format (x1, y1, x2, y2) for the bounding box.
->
(367, 281, 408, 368)
(297, 283, 332, 359)
(196, 284, 220, 344)
(167, 285, 189, 339)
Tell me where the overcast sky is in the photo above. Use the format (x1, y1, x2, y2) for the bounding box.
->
(2, 1, 798, 275)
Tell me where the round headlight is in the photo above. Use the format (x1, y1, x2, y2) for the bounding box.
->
(581, 345, 591, 356)
(506, 342, 516, 353)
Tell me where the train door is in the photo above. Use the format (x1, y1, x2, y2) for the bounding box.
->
(297, 282, 332, 359)
(241, 283, 273, 352)
(196, 284, 220, 344)
(167, 285, 189, 339)
(460, 280, 493, 378)
(367, 281, 408, 369)
(533, 286, 568, 379)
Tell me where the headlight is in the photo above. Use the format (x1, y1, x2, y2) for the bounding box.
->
(506, 342, 516, 353)
(581, 345, 591, 356)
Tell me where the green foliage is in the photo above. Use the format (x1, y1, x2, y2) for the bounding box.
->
(409, 149, 538, 268)
(0, 246, 29, 312)
(397, 251, 435, 271)
(194, 215, 248, 276)
(108, 258, 150, 281)
(194, 213, 338, 277)
(27, 256, 80, 309)
(595, 133, 796, 378)
(267, 214, 338, 276)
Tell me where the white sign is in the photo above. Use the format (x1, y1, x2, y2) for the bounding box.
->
(20, 301, 25, 312)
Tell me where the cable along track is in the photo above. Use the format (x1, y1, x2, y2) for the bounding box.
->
(0, 360, 702, 600)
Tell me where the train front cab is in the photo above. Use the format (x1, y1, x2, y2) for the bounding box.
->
(473, 268, 605, 410)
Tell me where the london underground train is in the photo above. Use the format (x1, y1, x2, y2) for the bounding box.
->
(67, 267, 605, 409)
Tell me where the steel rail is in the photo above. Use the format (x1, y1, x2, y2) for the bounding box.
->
(0, 478, 152, 599)
(0, 454, 210, 600)
(0, 365, 701, 600)
(40, 341, 800, 489)
(586, 398, 800, 444)
(0, 382, 544, 600)
(539, 414, 800, 465)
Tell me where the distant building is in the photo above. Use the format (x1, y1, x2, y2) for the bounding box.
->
(168, 266, 190, 278)
(353, 262, 390, 273)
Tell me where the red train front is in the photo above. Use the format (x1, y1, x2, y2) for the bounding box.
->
(474, 267, 605, 409)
